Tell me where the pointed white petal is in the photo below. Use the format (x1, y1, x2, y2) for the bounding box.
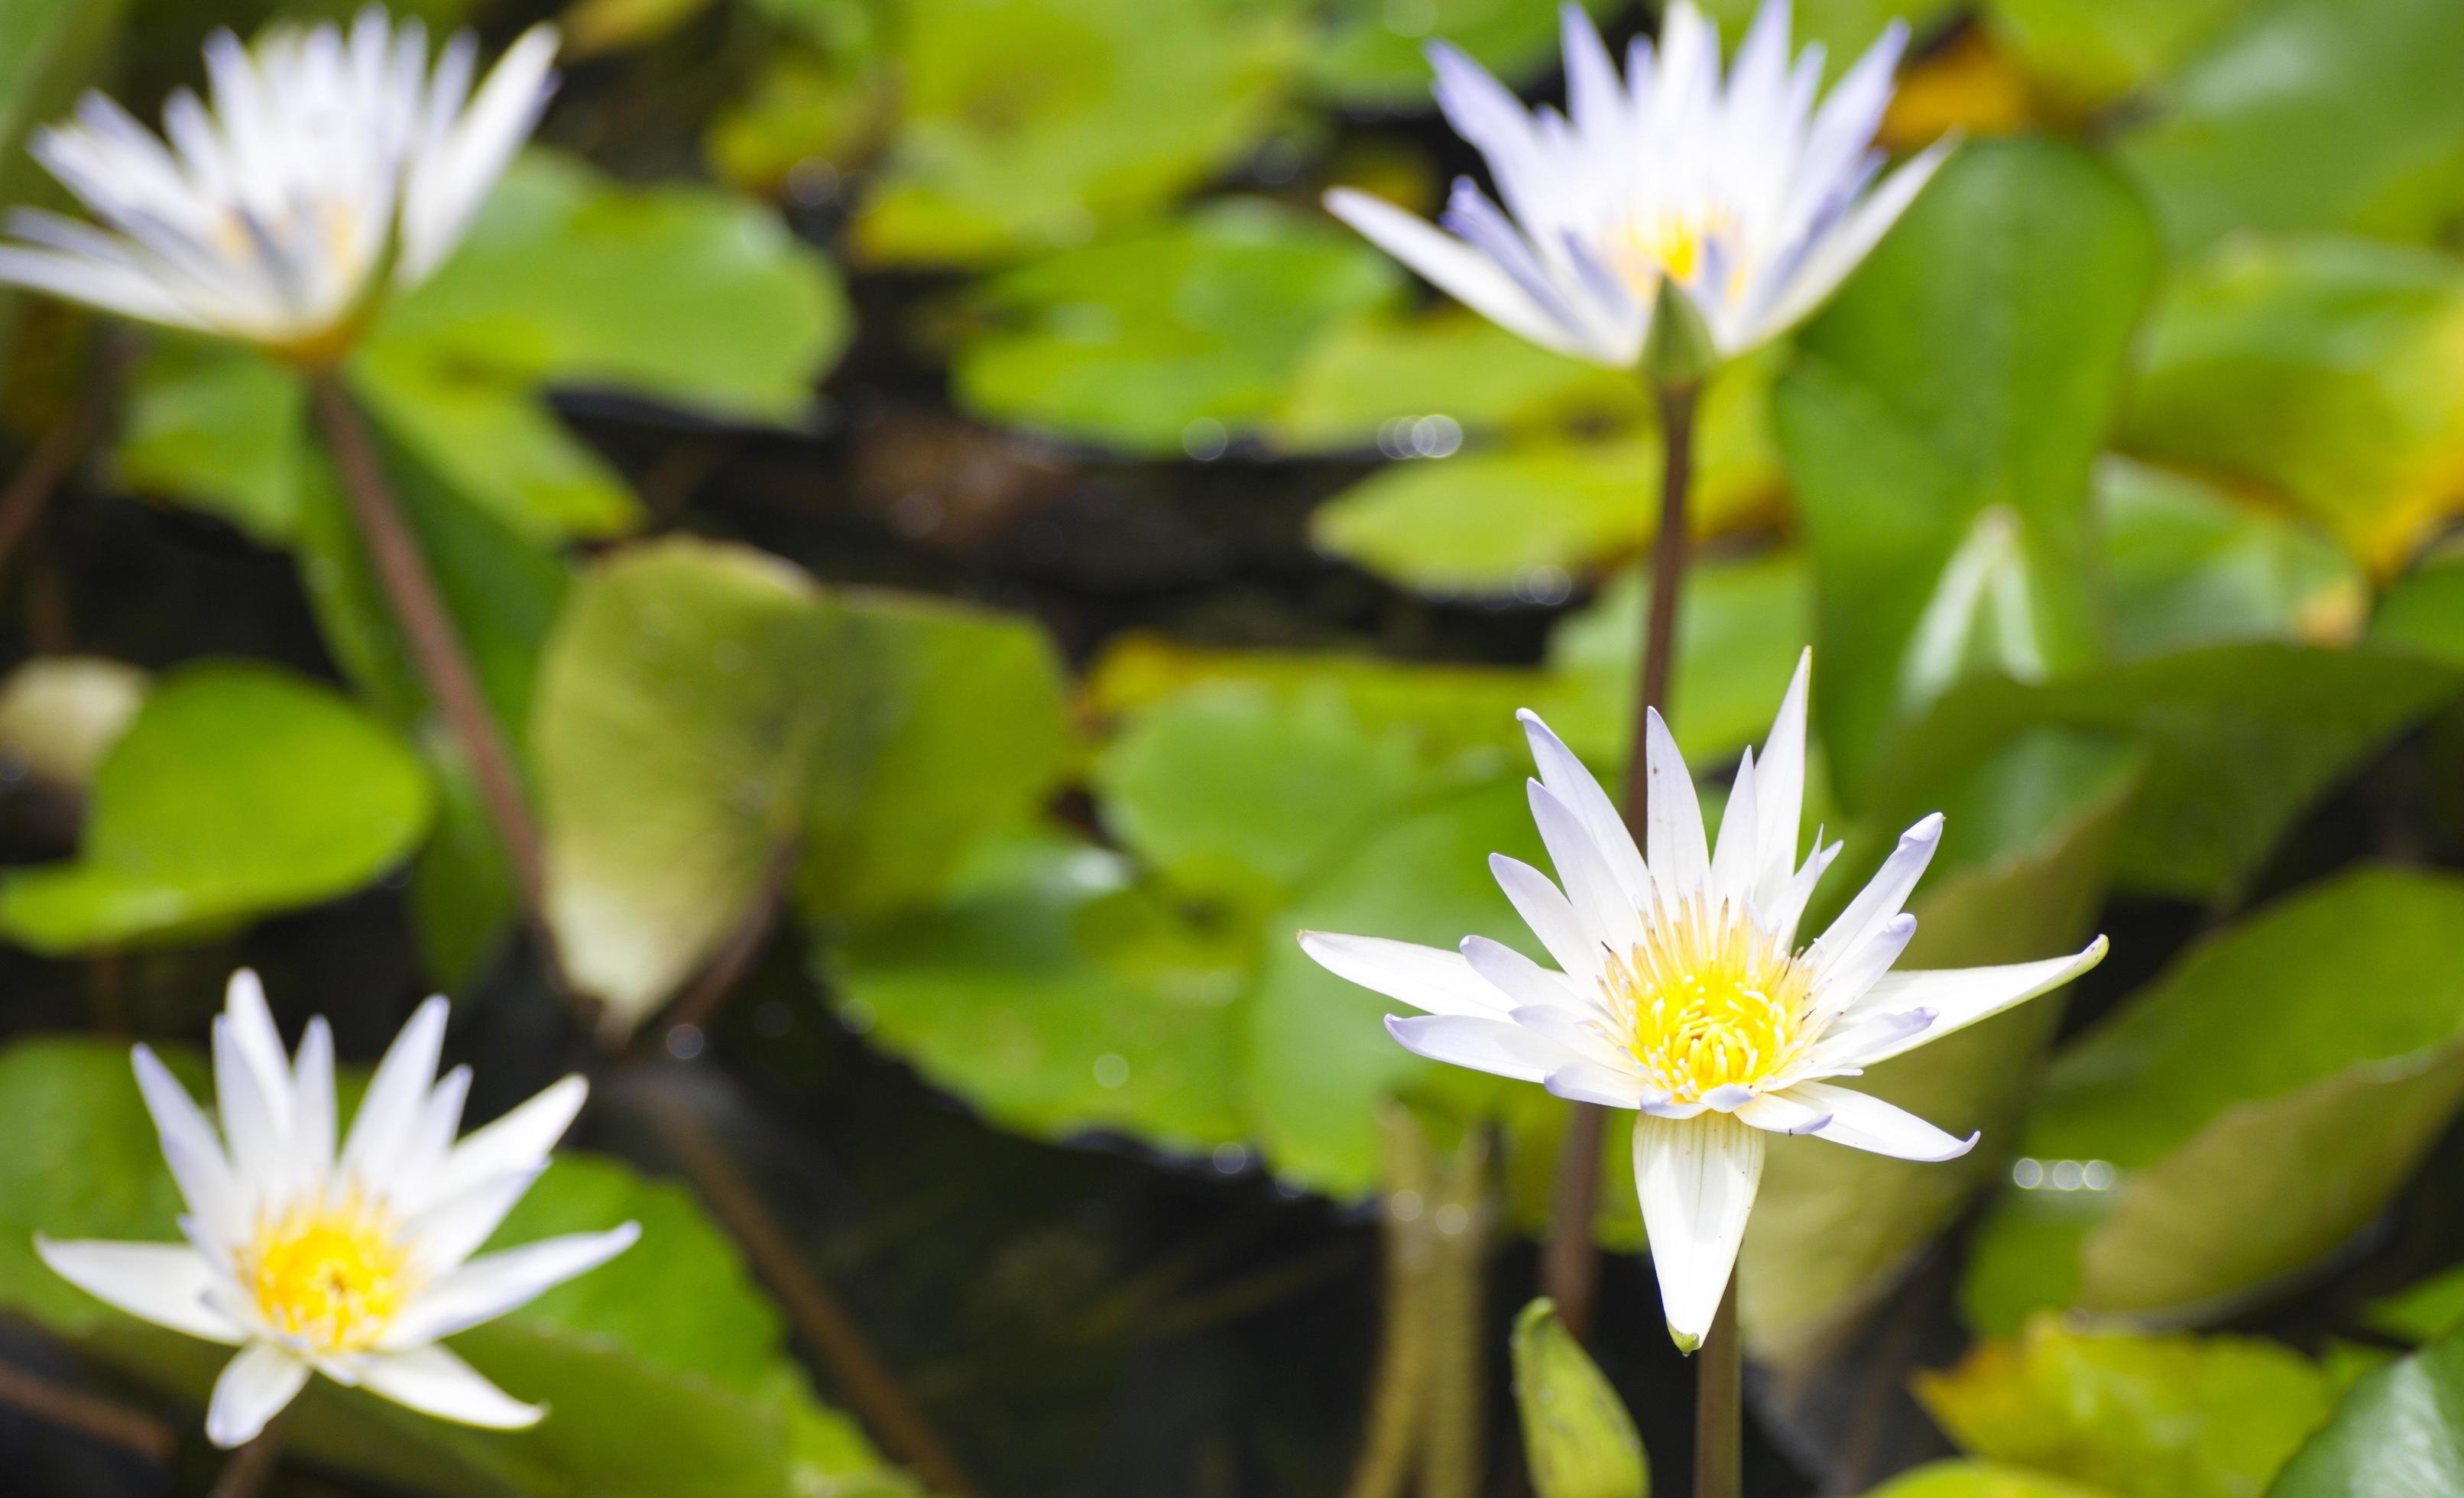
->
(356, 1343, 542, 1429)
(1490, 854, 1603, 981)
(1707, 747, 1760, 908)
(398, 24, 558, 285)
(381, 1224, 639, 1348)
(1633, 1111, 1764, 1352)
(205, 1343, 310, 1449)
(1815, 911, 1917, 1013)
(1508, 1004, 1630, 1069)
(1789, 1081, 1976, 1162)
(1842, 938, 2109, 1066)
(35, 1238, 247, 1344)
(1642, 709, 1709, 901)
(1749, 650, 1811, 914)
(211, 1016, 287, 1212)
(131, 1046, 242, 1245)
(404, 1165, 546, 1279)
(1298, 932, 1510, 1018)
(1323, 190, 1597, 362)
(218, 971, 293, 1135)
(1386, 1013, 1574, 1085)
(1733, 1089, 1832, 1136)
(430, 1075, 588, 1207)
(1545, 1060, 1648, 1108)
(1461, 935, 1588, 1013)
(292, 1017, 336, 1185)
(1754, 138, 1953, 346)
(1518, 709, 1649, 909)
(1528, 780, 1647, 954)
(340, 996, 449, 1192)
(1812, 813, 1941, 971)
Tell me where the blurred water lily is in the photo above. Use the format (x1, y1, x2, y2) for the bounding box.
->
(1324, 0, 1952, 368)
(0, 6, 557, 364)
(1298, 653, 2105, 1350)
(35, 971, 637, 1448)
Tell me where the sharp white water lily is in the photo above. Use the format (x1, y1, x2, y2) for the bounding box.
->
(37, 971, 637, 1448)
(0, 6, 558, 362)
(1298, 653, 2104, 1350)
(1324, 0, 1951, 368)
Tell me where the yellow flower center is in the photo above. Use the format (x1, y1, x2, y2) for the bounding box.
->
(1603, 897, 1814, 1102)
(1606, 211, 1749, 305)
(241, 1195, 415, 1354)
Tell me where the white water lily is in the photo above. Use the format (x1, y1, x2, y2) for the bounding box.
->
(37, 971, 637, 1448)
(1298, 654, 2104, 1350)
(1324, 0, 1950, 368)
(0, 6, 557, 362)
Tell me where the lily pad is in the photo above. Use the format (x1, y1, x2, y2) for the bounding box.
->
(0, 663, 434, 955)
(2119, 236, 2464, 576)
(1777, 138, 2161, 802)
(952, 199, 1402, 453)
(1914, 1315, 2334, 1498)
(1965, 867, 2464, 1331)
(851, 0, 1305, 266)
(2268, 1327, 2464, 1498)
(2098, 458, 2365, 660)
(2114, 0, 2464, 257)
(0, 1036, 911, 1496)
(1984, 0, 2249, 111)
(1305, 0, 1619, 109)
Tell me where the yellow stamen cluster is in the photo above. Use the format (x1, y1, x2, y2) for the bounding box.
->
(1603, 896, 1814, 1101)
(1608, 209, 1735, 295)
(241, 1192, 414, 1354)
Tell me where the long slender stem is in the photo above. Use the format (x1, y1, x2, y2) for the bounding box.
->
(308, 380, 556, 948)
(1694, 1284, 1742, 1498)
(1347, 1104, 1435, 1498)
(634, 837, 801, 1059)
(642, 1083, 982, 1498)
(1420, 1127, 1490, 1498)
(208, 1409, 290, 1498)
(0, 1358, 175, 1465)
(1542, 380, 1701, 1341)
(0, 335, 124, 588)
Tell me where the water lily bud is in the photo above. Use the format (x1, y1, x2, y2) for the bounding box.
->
(1512, 1298, 1649, 1498)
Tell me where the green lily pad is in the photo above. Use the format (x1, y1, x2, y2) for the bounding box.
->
(0, 1036, 911, 1496)
(2119, 236, 2464, 576)
(851, 0, 1305, 267)
(1306, 355, 1785, 598)
(1914, 1315, 2334, 1498)
(1777, 138, 2161, 802)
(2114, 0, 2464, 257)
(2370, 552, 2464, 663)
(2098, 458, 2365, 660)
(952, 199, 1403, 453)
(1862, 1465, 2116, 1498)
(1966, 867, 2464, 1331)
(0, 663, 434, 954)
(1984, 0, 2249, 112)
(2268, 1328, 2464, 1498)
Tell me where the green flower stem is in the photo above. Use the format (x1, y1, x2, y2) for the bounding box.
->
(1696, 1282, 1742, 1498)
(1543, 377, 1702, 1344)
(1348, 1104, 1437, 1498)
(308, 378, 567, 1000)
(1422, 1127, 1491, 1498)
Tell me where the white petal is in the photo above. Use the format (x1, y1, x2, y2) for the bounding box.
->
(340, 996, 449, 1192)
(1490, 854, 1602, 981)
(1323, 189, 1597, 362)
(218, 970, 293, 1136)
(35, 1238, 247, 1344)
(1812, 813, 1941, 971)
(397, 24, 558, 286)
(1733, 1089, 1833, 1136)
(430, 1075, 588, 1207)
(205, 1343, 310, 1449)
(292, 1017, 336, 1186)
(404, 1165, 545, 1279)
(1749, 650, 1811, 915)
(1385, 1013, 1573, 1085)
(356, 1342, 541, 1428)
(1558, 2, 1625, 141)
(1642, 709, 1709, 903)
(131, 1046, 242, 1247)
(1789, 1081, 1976, 1162)
(212, 1016, 288, 1214)
(1841, 938, 2109, 1067)
(1753, 138, 1953, 347)
(1461, 935, 1588, 1013)
(1815, 910, 1917, 1013)
(1707, 747, 1760, 908)
(1527, 780, 1646, 955)
(1518, 709, 1649, 910)
(1508, 1004, 1630, 1069)
(1545, 1060, 1648, 1108)
(1298, 932, 1509, 1018)
(1633, 1111, 1764, 1352)
(381, 1224, 639, 1348)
